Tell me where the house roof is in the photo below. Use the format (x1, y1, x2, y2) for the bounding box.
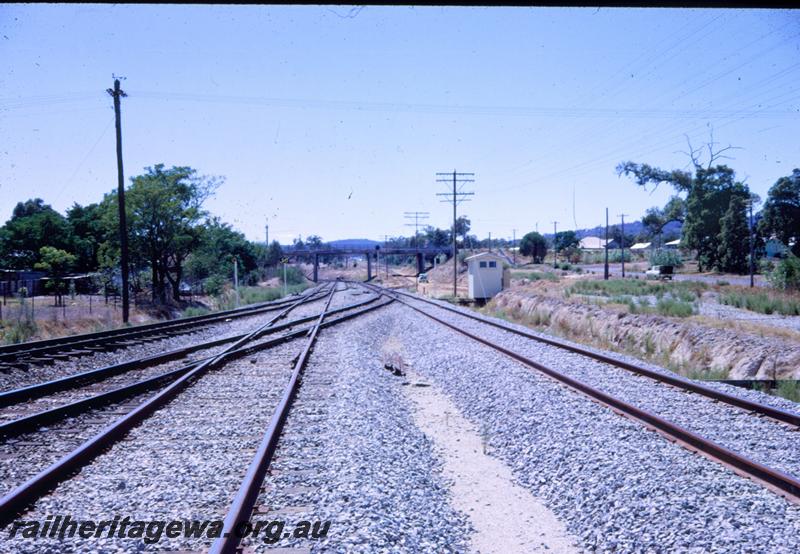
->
(664, 239, 681, 246)
(579, 236, 608, 249)
(629, 242, 652, 250)
(464, 252, 505, 262)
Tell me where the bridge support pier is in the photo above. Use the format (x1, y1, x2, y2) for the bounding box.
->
(313, 254, 319, 283)
(416, 252, 424, 275)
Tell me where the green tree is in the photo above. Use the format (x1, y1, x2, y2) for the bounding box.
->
(641, 196, 685, 246)
(34, 246, 76, 306)
(554, 230, 579, 251)
(519, 231, 548, 263)
(759, 169, 800, 257)
(67, 202, 105, 273)
(0, 199, 73, 269)
(423, 226, 451, 248)
(306, 235, 324, 249)
(185, 218, 256, 284)
(618, 143, 750, 271)
(265, 240, 284, 267)
(454, 216, 471, 245)
(100, 164, 220, 303)
(609, 225, 635, 248)
(716, 195, 749, 273)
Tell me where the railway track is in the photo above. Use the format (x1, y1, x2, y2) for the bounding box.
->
(0, 287, 329, 370)
(0, 282, 394, 526)
(0, 292, 383, 437)
(363, 283, 800, 504)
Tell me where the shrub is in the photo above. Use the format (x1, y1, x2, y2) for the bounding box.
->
(720, 290, 800, 316)
(182, 306, 211, 318)
(649, 249, 683, 268)
(775, 381, 800, 403)
(768, 255, 800, 291)
(759, 258, 776, 275)
(3, 294, 38, 344)
(656, 297, 695, 317)
(204, 274, 227, 296)
(281, 266, 307, 285)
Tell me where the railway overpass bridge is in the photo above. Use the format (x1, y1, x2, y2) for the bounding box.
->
(283, 246, 451, 282)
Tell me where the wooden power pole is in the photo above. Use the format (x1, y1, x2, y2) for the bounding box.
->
(618, 213, 629, 278)
(604, 207, 610, 280)
(436, 171, 474, 298)
(552, 221, 558, 268)
(107, 78, 130, 323)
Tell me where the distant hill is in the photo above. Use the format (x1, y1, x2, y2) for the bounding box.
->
(327, 238, 381, 249)
(547, 220, 682, 239)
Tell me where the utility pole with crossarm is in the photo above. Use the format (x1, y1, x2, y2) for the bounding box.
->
(436, 171, 474, 298)
(107, 77, 130, 324)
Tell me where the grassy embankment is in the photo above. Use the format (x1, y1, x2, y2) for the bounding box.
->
(565, 279, 707, 318)
(483, 278, 800, 403)
(719, 289, 800, 316)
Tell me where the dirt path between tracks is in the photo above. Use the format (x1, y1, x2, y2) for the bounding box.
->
(401, 368, 578, 554)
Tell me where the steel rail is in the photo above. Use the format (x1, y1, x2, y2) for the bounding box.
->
(0, 293, 381, 408)
(0, 293, 383, 436)
(209, 289, 394, 553)
(0, 287, 328, 367)
(0, 283, 333, 525)
(372, 285, 800, 428)
(368, 284, 800, 504)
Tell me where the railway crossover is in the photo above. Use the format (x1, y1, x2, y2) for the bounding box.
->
(0, 282, 392, 529)
(1, 280, 799, 552)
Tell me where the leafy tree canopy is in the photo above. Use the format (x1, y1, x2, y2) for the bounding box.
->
(0, 199, 73, 269)
(554, 230, 579, 251)
(618, 138, 751, 271)
(759, 169, 800, 257)
(519, 231, 548, 263)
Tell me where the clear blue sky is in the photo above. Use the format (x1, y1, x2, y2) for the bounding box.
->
(1, 5, 798, 243)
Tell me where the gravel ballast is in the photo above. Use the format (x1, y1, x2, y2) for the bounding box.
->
(386, 300, 800, 552)
(240, 304, 471, 553)
(0, 288, 361, 494)
(397, 294, 800, 480)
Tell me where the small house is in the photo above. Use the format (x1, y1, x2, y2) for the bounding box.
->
(629, 242, 652, 251)
(579, 236, 608, 250)
(664, 239, 681, 250)
(465, 252, 505, 300)
(765, 238, 789, 259)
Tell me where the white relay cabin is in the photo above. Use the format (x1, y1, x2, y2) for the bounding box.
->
(465, 252, 506, 300)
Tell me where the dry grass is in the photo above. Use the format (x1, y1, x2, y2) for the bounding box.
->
(689, 315, 800, 343)
(478, 301, 714, 380)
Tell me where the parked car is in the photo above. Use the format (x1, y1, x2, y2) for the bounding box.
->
(645, 265, 674, 280)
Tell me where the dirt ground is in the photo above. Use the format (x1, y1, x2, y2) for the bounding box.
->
(0, 291, 215, 343)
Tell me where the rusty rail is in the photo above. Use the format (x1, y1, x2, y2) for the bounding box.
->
(0, 283, 333, 525)
(209, 286, 394, 553)
(366, 284, 800, 504)
(0, 287, 328, 369)
(379, 285, 800, 428)
(0, 292, 380, 407)
(0, 292, 383, 437)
